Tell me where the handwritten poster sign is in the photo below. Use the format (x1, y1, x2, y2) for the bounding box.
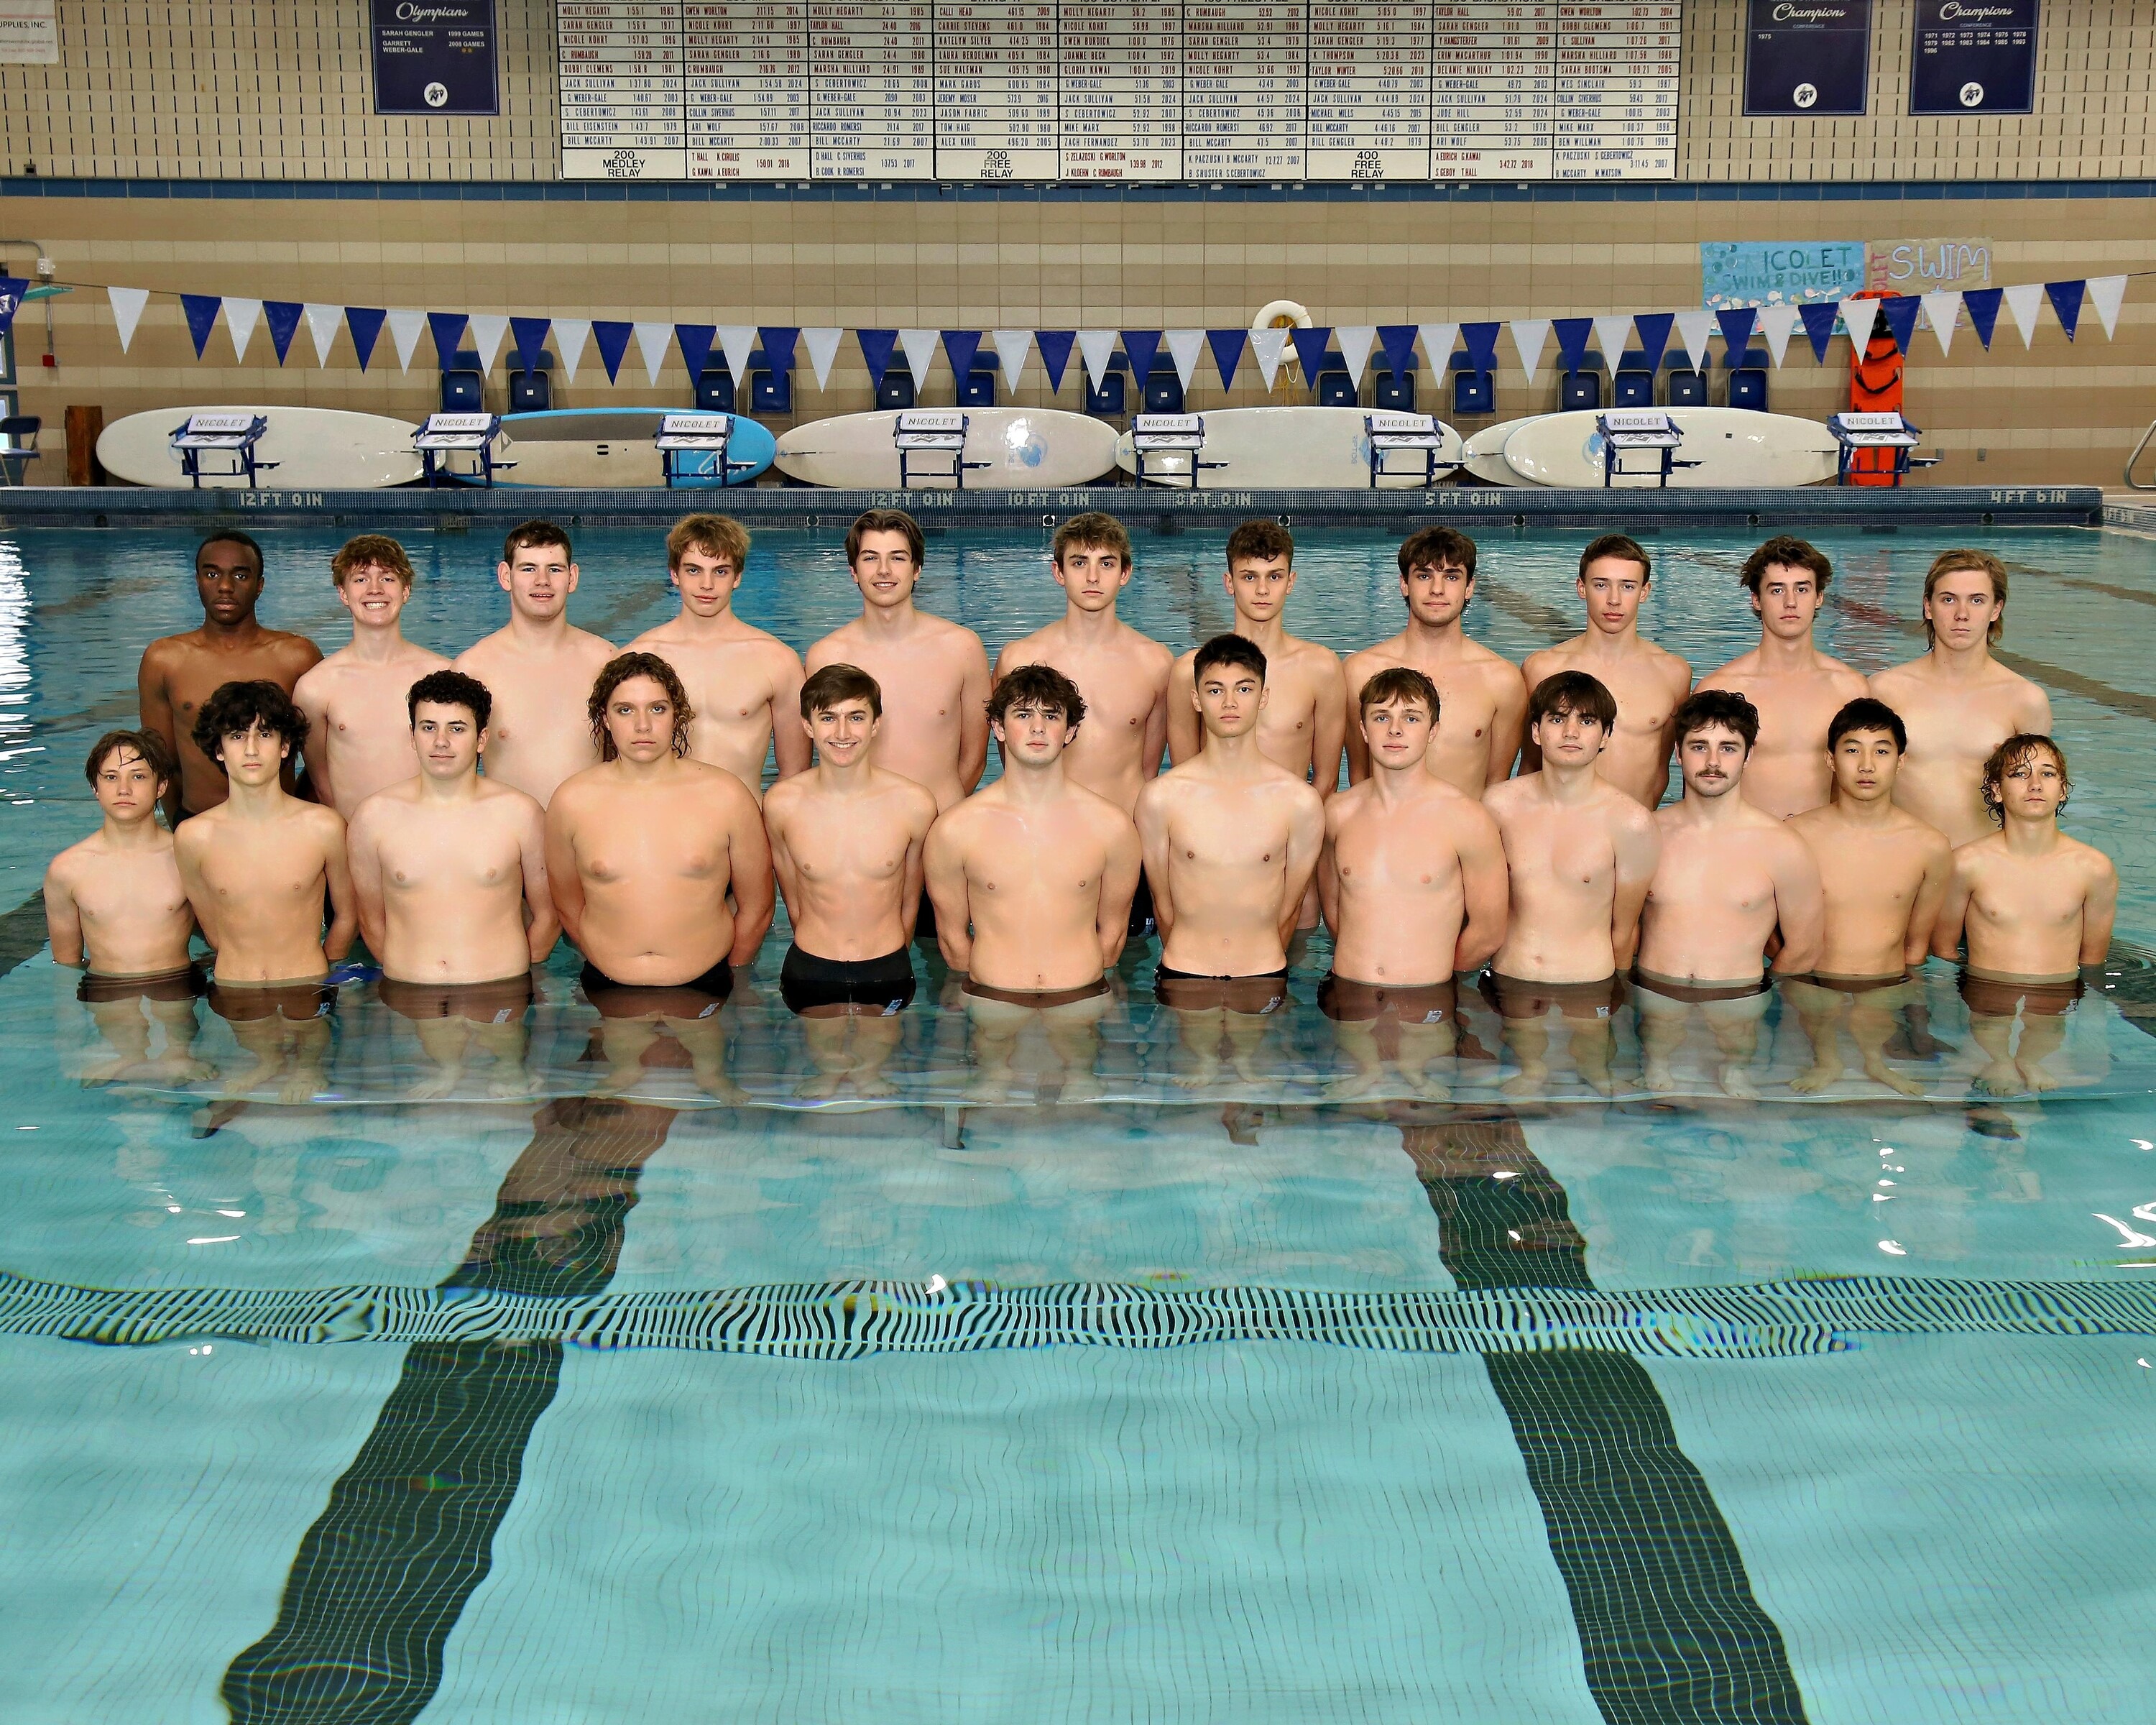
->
(372, 0, 498, 116)
(1700, 241, 1868, 310)
(1909, 0, 2039, 115)
(1869, 238, 1993, 293)
(1744, 0, 1872, 117)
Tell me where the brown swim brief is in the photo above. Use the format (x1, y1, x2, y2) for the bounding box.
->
(1154, 965, 1291, 1016)
(1630, 968, 1772, 1007)
(962, 975, 1111, 1010)
(1958, 968, 2086, 1018)
(1479, 970, 1626, 1021)
(78, 965, 206, 1006)
(208, 978, 336, 1024)
(377, 972, 536, 1025)
(1318, 973, 1457, 1026)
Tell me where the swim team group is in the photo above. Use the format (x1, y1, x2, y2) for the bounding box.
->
(42, 507, 2117, 1103)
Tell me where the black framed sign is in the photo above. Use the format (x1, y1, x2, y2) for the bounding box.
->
(1744, 0, 1873, 117)
(372, 0, 499, 116)
(1909, 0, 2039, 115)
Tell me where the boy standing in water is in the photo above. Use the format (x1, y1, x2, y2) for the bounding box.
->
(294, 535, 449, 816)
(454, 520, 617, 807)
(138, 532, 321, 824)
(45, 730, 206, 1082)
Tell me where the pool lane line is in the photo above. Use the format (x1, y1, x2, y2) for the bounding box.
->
(221, 1098, 677, 1725)
(1401, 1113, 1812, 1725)
(0, 891, 45, 979)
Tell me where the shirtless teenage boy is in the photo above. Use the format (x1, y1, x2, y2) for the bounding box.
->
(627, 513, 808, 796)
(453, 520, 617, 807)
(174, 681, 357, 1101)
(1695, 535, 1868, 819)
(1319, 668, 1508, 1099)
(1635, 691, 1824, 1096)
(1481, 672, 1661, 1095)
(45, 730, 206, 1082)
(1932, 734, 2116, 1095)
(293, 535, 451, 816)
(1870, 549, 2053, 848)
(546, 653, 774, 1100)
(1342, 527, 1526, 796)
(1521, 533, 1692, 808)
(1786, 699, 1953, 1095)
(1141, 635, 1326, 1085)
(345, 670, 558, 1098)
(763, 664, 939, 1098)
(923, 666, 1142, 1102)
(139, 532, 321, 823)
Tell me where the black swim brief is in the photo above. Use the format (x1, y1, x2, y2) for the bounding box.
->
(962, 975, 1111, 1009)
(780, 944, 917, 1015)
(913, 888, 939, 942)
(1318, 973, 1457, 1026)
(377, 972, 536, 1025)
(208, 978, 336, 1024)
(579, 959, 733, 1021)
(1478, 970, 1626, 1021)
(78, 965, 206, 1006)
(1959, 967, 2085, 1018)
(1127, 868, 1156, 938)
(1154, 964, 1291, 1016)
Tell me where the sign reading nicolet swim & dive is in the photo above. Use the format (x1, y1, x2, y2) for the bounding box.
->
(1743, 0, 1873, 117)
(1909, 0, 2040, 115)
(1700, 242, 1869, 310)
(371, 0, 498, 117)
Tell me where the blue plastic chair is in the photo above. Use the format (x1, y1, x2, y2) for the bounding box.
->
(876, 372, 915, 411)
(696, 370, 737, 413)
(1665, 354, 1707, 407)
(507, 352, 553, 414)
(1560, 369, 1603, 412)
(1142, 370, 1184, 414)
(958, 366, 997, 409)
(1450, 354, 1494, 416)
(441, 350, 484, 413)
(1373, 369, 1415, 411)
(1613, 353, 1655, 408)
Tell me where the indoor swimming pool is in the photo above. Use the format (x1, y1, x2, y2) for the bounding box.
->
(1, 520, 2153, 1724)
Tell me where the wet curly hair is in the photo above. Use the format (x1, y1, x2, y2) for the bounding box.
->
(192, 680, 309, 773)
(587, 652, 696, 761)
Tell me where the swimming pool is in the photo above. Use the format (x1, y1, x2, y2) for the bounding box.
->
(3, 521, 2153, 1723)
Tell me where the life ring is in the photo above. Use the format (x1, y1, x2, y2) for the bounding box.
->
(1251, 300, 1313, 333)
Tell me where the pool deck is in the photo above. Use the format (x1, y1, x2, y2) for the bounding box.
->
(0, 482, 2106, 532)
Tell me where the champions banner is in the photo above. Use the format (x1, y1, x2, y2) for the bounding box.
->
(1744, 0, 1874, 117)
(1909, 0, 2040, 116)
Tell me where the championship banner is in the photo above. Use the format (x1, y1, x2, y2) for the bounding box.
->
(1744, 0, 1873, 117)
(371, 0, 499, 116)
(1909, 0, 2039, 116)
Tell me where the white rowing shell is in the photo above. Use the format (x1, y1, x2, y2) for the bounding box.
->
(97, 405, 423, 489)
(1462, 415, 1542, 486)
(1114, 405, 1465, 489)
(496, 408, 776, 489)
(1501, 408, 1842, 489)
(775, 408, 1117, 489)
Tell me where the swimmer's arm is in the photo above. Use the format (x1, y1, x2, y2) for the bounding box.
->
(1316, 823, 1342, 936)
(1455, 807, 1510, 973)
(137, 647, 183, 825)
(1929, 856, 1976, 964)
(2080, 854, 2119, 967)
(957, 637, 992, 796)
(1766, 834, 1826, 976)
(762, 803, 805, 929)
(769, 653, 811, 781)
(517, 801, 559, 965)
(42, 856, 85, 968)
(1310, 656, 1348, 797)
(1096, 818, 1143, 967)
(1608, 814, 1660, 973)
(343, 809, 390, 960)
(1141, 666, 1172, 786)
(173, 826, 220, 952)
(922, 816, 972, 972)
(1341, 695, 1373, 787)
(1133, 783, 1176, 943)
(1278, 791, 1327, 950)
(543, 802, 587, 949)
(294, 671, 334, 812)
(1165, 660, 1200, 766)
(321, 815, 359, 965)
(725, 796, 776, 967)
(1905, 837, 1955, 969)
(1487, 666, 1529, 788)
(899, 796, 935, 942)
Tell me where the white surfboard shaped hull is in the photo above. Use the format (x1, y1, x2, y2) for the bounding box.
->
(96, 405, 423, 489)
(1501, 408, 1841, 489)
(495, 408, 776, 489)
(1113, 405, 1465, 489)
(775, 408, 1118, 489)
(1461, 415, 1543, 486)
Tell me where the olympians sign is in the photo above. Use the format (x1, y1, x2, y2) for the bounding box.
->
(372, 0, 499, 115)
(1743, 0, 1872, 117)
(554, 1, 1685, 183)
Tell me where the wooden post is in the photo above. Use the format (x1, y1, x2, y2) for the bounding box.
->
(64, 405, 105, 485)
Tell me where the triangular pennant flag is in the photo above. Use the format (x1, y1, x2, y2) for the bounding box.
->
(1674, 309, 1715, 372)
(1755, 303, 1801, 367)
(429, 312, 469, 370)
(759, 326, 800, 376)
(857, 328, 898, 385)
(1798, 300, 1842, 361)
(1289, 326, 1333, 391)
(180, 293, 222, 359)
(633, 321, 672, 386)
(1961, 288, 2002, 350)
(553, 318, 591, 383)
(469, 313, 510, 376)
(263, 300, 303, 365)
(898, 327, 938, 395)
(2045, 280, 2085, 341)
(345, 306, 387, 372)
(1035, 330, 1075, 392)
(1919, 291, 1961, 358)
(1076, 329, 1118, 388)
(1715, 306, 1757, 364)
(384, 308, 425, 372)
(1250, 326, 1289, 392)
(1508, 318, 1552, 384)
(803, 326, 843, 390)
(675, 323, 717, 382)
(1877, 295, 1922, 354)
(1460, 321, 1501, 372)
(941, 329, 983, 385)
(1592, 314, 1634, 368)
(2086, 275, 2127, 339)
(1631, 311, 1674, 372)
(1416, 322, 1457, 380)
(1335, 326, 1377, 388)
(2001, 282, 2043, 349)
(1552, 317, 1594, 374)
(108, 285, 149, 354)
(510, 316, 551, 376)
(1165, 328, 1204, 393)
(592, 320, 635, 383)
(1836, 297, 1880, 355)
(990, 328, 1031, 392)
(1376, 323, 1418, 381)
(1208, 328, 1247, 390)
(717, 326, 756, 386)
(225, 297, 263, 364)
(303, 303, 343, 367)
(1120, 328, 1161, 384)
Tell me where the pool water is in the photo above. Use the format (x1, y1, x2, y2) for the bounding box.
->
(2, 522, 2154, 1724)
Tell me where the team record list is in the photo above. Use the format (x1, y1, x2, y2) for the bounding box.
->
(556, 2, 1680, 181)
